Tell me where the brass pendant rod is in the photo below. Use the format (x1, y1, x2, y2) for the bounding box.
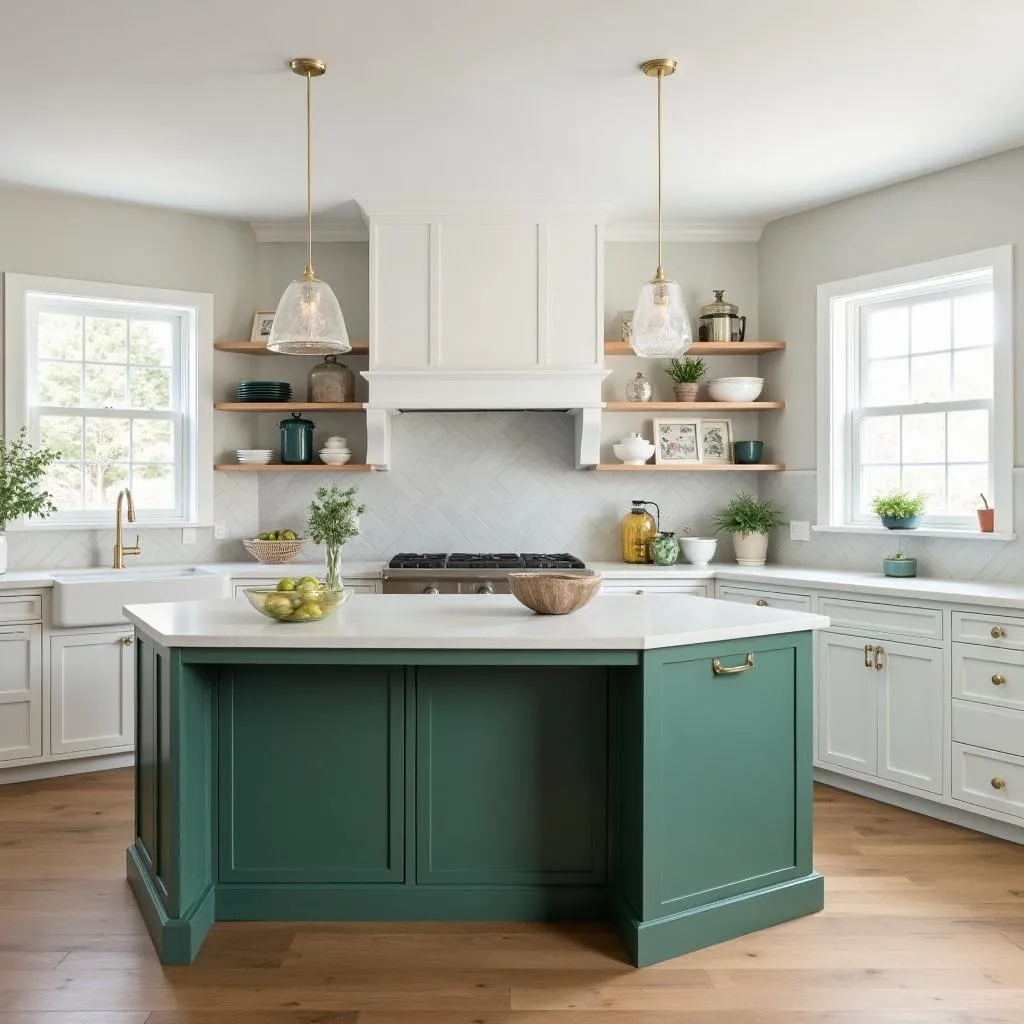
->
(656, 69, 664, 279)
(304, 69, 315, 281)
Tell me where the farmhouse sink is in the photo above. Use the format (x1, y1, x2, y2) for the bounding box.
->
(51, 567, 229, 628)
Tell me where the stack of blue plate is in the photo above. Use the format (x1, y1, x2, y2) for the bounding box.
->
(236, 380, 292, 402)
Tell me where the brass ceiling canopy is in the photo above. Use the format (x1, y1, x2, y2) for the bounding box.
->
(640, 57, 678, 78)
(289, 57, 327, 78)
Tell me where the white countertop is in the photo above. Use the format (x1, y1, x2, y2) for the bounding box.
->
(124, 593, 829, 651)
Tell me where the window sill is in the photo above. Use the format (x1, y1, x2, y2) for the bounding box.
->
(7, 520, 216, 533)
(812, 525, 1016, 541)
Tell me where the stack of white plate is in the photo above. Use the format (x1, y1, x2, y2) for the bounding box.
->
(319, 436, 351, 466)
(236, 449, 274, 465)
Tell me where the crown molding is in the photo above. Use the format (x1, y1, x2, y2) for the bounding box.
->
(251, 220, 368, 243)
(605, 221, 764, 243)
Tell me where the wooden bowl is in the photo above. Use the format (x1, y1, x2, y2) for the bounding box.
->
(507, 572, 602, 615)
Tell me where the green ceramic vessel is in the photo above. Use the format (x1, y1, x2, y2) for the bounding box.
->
(649, 532, 681, 566)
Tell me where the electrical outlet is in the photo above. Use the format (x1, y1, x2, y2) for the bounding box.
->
(790, 520, 811, 542)
(213, 520, 227, 540)
(181, 527, 196, 545)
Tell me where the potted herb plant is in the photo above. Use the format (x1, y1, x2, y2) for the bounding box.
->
(882, 549, 917, 578)
(711, 491, 785, 566)
(871, 491, 926, 530)
(0, 428, 60, 574)
(665, 356, 708, 402)
(307, 484, 367, 592)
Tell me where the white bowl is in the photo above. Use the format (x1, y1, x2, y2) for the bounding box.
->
(237, 449, 273, 456)
(613, 435, 655, 465)
(319, 452, 352, 466)
(707, 377, 764, 402)
(680, 537, 718, 566)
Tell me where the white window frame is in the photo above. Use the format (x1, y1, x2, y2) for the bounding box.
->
(3, 273, 214, 530)
(816, 246, 1013, 539)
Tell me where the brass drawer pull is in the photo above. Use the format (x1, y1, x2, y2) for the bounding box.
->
(992, 673, 1006, 686)
(864, 644, 873, 668)
(755, 599, 768, 607)
(874, 645, 885, 671)
(991, 777, 1007, 791)
(712, 653, 755, 675)
(991, 626, 1005, 639)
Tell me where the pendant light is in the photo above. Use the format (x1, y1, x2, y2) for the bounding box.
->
(267, 58, 351, 355)
(630, 58, 692, 359)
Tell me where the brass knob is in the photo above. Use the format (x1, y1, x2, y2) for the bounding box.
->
(756, 599, 768, 607)
(992, 626, 1005, 639)
(992, 673, 1006, 686)
(121, 635, 135, 646)
(635, 588, 645, 596)
(991, 777, 1007, 791)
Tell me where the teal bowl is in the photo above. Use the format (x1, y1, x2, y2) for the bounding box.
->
(733, 440, 764, 464)
(883, 557, 917, 578)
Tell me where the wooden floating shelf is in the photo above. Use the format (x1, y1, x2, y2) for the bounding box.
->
(592, 463, 785, 472)
(215, 463, 374, 473)
(214, 340, 369, 356)
(214, 402, 365, 412)
(603, 340, 786, 356)
(603, 401, 784, 412)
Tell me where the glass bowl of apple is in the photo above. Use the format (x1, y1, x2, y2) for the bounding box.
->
(243, 576, 348, 623)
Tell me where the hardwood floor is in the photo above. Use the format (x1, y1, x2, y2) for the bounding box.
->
(1, 770, 1023, 1023)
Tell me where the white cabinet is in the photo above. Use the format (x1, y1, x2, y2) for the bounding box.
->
(715, 584, 812, 613)
(817, 631, 943, 795)
(49, 629, 134, 755)
(601, 580, 709, 598)
(0, 625, 42, 762)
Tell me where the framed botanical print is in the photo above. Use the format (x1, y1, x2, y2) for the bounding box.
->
(654, 419, 701, 464)
(698, 419, 733, 464)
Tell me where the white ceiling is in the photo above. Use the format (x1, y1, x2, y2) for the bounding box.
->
(3, 0, 1024, 229)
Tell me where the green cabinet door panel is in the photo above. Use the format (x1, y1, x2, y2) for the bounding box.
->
(218, 666, 404, 884)
(641, 637, 811, 918)
(134, 639, 158, 876)
(416, 665, 608, 885)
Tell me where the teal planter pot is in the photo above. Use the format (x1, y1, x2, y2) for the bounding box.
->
(883, 557, 917, 577)
(733, 441, 764, 465)
(880, 515, 922, 530)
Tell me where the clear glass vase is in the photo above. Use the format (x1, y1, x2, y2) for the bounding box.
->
(325, 543, 343, 592)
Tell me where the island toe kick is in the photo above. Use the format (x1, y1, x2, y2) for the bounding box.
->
(126, 634, 823, 966)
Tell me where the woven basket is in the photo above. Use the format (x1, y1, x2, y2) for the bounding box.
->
(242, 537, 306, 565)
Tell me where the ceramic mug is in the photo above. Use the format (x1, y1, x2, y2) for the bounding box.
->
(733, 440, 764, 464)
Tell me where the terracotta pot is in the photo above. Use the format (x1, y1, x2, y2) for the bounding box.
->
(732, 531, 769, 566)
(977, 508, 995, 533)
(673, 383, 700, 402)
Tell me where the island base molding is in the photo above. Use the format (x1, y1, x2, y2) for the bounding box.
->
(128, 634, 821, 967)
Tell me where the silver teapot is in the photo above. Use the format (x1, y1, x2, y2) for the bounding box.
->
(698, 290, 746, 343)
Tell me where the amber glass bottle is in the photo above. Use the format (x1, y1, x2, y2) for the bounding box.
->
(621, 500, 658, 564)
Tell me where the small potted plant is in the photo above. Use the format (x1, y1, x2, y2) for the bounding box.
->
(0, 427, 60, 574)
(871, 491, 926, 530)
(306, 484, 367, 592)
(712, 492, 785, 566)
(665, 356, 708, 402)
(882, 549, 917, 578)
(978, 493, 995, 533)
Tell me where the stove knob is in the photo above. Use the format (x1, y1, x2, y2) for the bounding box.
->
(476, 582, 495, 595)
(423, 585, 440, 595)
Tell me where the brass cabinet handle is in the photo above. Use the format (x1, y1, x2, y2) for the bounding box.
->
(712, 653, 755, 675)
(635, 588, 645, 596)
(992, 673, 1006, 686)
(991, 777, 1007, 791)
(991, 626, 1005, 639)
(864, 644, 874, 668)
(121, 635, 135, 646)
(755, 599, 768, 607)
(874, 645, 885, 671)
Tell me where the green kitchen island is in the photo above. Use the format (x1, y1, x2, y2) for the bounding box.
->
(124, 592, 828, 967)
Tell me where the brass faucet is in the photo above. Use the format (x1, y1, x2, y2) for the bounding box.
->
(113, 489, 142, 569)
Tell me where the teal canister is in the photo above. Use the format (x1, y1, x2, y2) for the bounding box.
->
(280, 412, 315, 465)
(649, 531, 681, 566)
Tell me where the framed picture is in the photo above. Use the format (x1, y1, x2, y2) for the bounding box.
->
(250, 310, 277, 344)
(698, 419, 733, 464)
(654, 419, 701, 464)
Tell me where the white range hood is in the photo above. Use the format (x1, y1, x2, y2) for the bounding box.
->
(360, 208, 609, 468)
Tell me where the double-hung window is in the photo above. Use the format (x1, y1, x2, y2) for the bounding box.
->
(4, 274, 213, 528)
(818, 247, 1013, 535)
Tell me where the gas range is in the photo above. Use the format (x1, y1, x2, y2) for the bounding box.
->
(382, 552, 591, 594)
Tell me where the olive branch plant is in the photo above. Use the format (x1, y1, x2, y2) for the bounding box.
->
(307, 485, 367, 591)
(0, 427, 61, 530)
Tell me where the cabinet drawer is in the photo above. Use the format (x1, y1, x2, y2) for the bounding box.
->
(953, 610, 1024, 650)
(716, 585, 812, 613)
(602, 582, 708, 598)
(952, 700, 1024, 759)
(0, 594, 43, 624)
(951, 742, 1024, 819)
(817, 596, 942, 642)
(952, 643, 1024, 711)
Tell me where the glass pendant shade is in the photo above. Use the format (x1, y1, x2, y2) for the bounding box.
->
(631, 276, 692, 358)
(267, 275, 351, 355)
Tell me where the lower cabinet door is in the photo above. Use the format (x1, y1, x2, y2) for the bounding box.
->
(876, 639, 944, 794)
(0, 625, 42, 762)
(817, 631, 878, 775)
(49, 630, 135, 755)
